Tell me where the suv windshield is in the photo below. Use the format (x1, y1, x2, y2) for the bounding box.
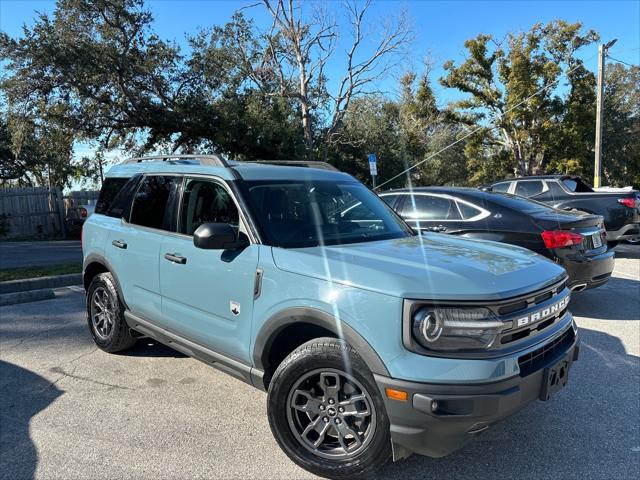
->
(241, 180, 413, 248)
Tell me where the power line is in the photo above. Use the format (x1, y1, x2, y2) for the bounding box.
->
(607, 56, 638, 68)
(374, 52, 599, 191)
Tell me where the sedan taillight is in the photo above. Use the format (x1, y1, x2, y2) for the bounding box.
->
(541, 230, 584, 249)
(617, 197, 638, 209)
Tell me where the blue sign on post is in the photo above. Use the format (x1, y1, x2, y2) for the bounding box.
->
(368, 153, 377, 176)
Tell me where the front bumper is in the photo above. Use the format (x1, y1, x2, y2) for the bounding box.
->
(558, 248, 615, 291)
(375, 323, 580, 459)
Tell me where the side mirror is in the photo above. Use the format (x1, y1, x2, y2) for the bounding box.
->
(193, 223, 247, 250)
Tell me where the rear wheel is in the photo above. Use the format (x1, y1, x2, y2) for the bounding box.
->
(86, 272, 136, 353)
(267, 338, 391, 479)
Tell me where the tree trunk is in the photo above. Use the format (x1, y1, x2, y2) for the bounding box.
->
(502, 128, 526, 176)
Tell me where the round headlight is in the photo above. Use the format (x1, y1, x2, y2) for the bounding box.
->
(413, 309, 443, 343)
(410, 305, 506, 352)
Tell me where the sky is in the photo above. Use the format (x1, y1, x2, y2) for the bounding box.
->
(1, 0, 639, 174)
(3, 0, 639, 94)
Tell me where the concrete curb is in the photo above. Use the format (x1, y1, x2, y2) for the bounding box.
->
(0, 273, 83, 294)
(0, 288, 56, 307)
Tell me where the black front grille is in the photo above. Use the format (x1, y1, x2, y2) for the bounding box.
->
(518, 327, 575, 377)
(496, 278, 566, 317)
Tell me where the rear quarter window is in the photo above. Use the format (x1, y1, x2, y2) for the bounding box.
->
(562, 178, 593, 192)
(95, 178, 128, 215)
(491, 182, 511, 193)
(457, 201, 483, 220)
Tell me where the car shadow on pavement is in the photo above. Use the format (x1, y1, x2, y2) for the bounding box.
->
(613, 244, 640, 260)
(374, 327, 639, 480)
(122, 338, 187, 358)
(0, 361, 62, 480)
(569, 276, 639, 321)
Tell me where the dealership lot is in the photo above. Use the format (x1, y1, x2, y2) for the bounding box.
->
(1, 246, 638, 480)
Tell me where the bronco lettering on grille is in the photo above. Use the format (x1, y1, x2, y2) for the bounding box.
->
(516, 296, 570, 328)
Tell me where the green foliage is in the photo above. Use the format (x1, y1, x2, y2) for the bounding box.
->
(440, 21, 599, 177)
(0, 114, 75, 188)
(0, 1, 638, 190)
(601, 64, 640, 187)
(0, 1, 303, 159)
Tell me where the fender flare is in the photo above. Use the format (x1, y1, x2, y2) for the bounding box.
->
(253, 307, 390, 377)
(83, 253, 128, 309)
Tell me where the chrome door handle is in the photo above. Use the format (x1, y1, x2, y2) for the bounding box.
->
(164, 253, 187, 265)
(112, 240, 127, 249)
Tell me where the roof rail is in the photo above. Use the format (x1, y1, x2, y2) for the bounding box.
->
(249, 160, 339, 172)
(122, 154, 229, 167)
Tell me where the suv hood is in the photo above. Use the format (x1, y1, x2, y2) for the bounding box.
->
(271, 235, 566, 301)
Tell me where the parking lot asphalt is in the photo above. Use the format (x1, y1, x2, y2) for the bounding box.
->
(0, 245, 638, 480)
(0, 241, 82, 269)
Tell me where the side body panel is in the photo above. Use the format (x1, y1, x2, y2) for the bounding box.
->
(106, 221, 164, 321)
(159, 235, 260, 364)
(82, 215, 111, 259)
(251, 245, 404, 373)
(512, 179, 638, 233)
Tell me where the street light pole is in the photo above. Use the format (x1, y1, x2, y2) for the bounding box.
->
(594, 38, 617, 188)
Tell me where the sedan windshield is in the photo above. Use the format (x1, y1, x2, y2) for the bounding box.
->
(241, 180, 413, 248)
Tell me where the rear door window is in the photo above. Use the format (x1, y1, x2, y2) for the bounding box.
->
(401, 195, 461, 220)
(130, 176, 176, 230)
(514, 181, 545, 198)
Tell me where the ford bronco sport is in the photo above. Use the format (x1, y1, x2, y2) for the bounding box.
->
(83, 155, 579, 479)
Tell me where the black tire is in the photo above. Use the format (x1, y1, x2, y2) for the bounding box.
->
(86, 272, 136, 353)
(607, 241, 619, 249)
(267, 338, 391, 479)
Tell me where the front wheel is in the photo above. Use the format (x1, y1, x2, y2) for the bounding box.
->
(267, 338, 391, 479)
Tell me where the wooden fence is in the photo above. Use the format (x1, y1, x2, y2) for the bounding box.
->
(0, 187, 100, 239)
(65, 190, 100, 208)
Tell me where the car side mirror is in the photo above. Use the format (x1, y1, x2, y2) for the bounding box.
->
(193, 223, 248, 250)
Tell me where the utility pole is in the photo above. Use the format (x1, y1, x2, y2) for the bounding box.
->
(594, 38, 617, 188)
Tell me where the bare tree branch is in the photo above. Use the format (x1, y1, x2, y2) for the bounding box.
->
(255, 0, 412, 156)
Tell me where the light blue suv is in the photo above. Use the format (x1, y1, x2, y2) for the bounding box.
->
(83, 155, 579, 478)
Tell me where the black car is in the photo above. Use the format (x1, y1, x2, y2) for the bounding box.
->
(380, 187, 615, 291)
(483, 175, 640, 245)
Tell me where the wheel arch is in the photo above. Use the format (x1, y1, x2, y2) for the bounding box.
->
(253, 307, 389, 390)
(83, 254, 128, 309)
